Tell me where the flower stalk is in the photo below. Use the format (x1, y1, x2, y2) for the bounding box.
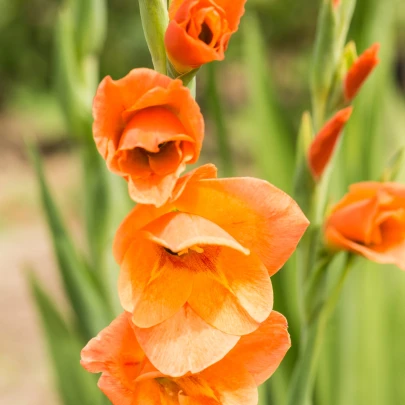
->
(138, 0, 169, 74)
(288, 254, 355, 405)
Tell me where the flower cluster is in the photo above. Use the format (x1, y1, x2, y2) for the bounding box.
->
(80, 1, 310, 403)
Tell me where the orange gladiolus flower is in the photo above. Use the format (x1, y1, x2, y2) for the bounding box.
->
(81, 311, 291, 405)
(165, 0, 247, 73)
(113, 164, 309, 375)
(93, 68, 204, 207)
(325, 182, 405, 270)
(344, 43, 380, 101)
(308, 107, 353, 180)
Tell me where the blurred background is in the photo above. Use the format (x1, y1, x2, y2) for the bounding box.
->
(1, 0, 404, 404)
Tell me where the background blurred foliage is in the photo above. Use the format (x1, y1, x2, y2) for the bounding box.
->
(1, 0, 405, 404)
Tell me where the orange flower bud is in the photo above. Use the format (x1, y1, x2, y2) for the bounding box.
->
(332, 0, 340, 8)
(325, 182, 405, 270)
(165, 0, 247, 73)
(308, 107, 353, 180)
(344, 43, 380, 101)
(93, 68, 204, 207)
(81, 311, 291, 404)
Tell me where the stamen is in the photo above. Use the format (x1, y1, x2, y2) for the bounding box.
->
(178, 245, 204, 256)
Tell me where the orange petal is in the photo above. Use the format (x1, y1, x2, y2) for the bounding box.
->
(148, 142, 184, 176)
(331, 181, 383, 211)
(119, 106, 193, 152)
(80, 312, 145, 375)
(177, 358, 257, 405)
(198, 359, 258, 405)
(113, 164, 218, 264)
(188, 247, 273, 335)
(93, 69, 205, 207)
(93, 69, 171, 161)
(122, 79, 204, 164)
(213, 0, 247, 31)
(165, 20, 223, 70)
(115, 147, 151, 178)
(142, 211, 249, 254)
(133, 305, 240, 376)
(119, 239, 193, 328)
(344, 43, 380, 101)
(127, 162, 185, 207)
(327, 196, 380, 245)
(224, 311, 291, 385)
(326, 226, 405, 270)
(98, 374, 161, 405)
(170, 163, 218, 200)
(166, 0, 246, 72)
(174, 177, 309, 276)
(308, 107, 353, 180)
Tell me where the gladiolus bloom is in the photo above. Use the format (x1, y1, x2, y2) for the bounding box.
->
(93, 68, 204, 207)
(308, 107, 353, 180)
(325, 182, 405, 270)
(81, 311, 291, 405)
(165, 0, 247, 73)
(113, 164, 309, 375)
(344, 43, 380, 101)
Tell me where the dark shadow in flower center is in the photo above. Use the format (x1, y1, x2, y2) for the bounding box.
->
(164, 247, 178, 256)
(199, 22, 213, 45)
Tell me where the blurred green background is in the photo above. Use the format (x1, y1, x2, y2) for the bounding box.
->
(0, 0, 404, 404)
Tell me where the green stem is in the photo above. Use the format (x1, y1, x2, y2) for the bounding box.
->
(288, 254, 355, 405)
(206, 63, 234, 177)
(138, 0, 168, 75)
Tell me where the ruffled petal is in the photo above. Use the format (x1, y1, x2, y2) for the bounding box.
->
(98, 374, 161, 405)
(174, 177, 309, 276)
(224, 311, 291, 386)
(142, 211, 249, 254)
(119, 239, 193, 328)
(133, 305, 240, 377)
(188, 247, 273, 335)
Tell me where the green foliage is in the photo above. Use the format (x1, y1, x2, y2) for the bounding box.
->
(28, 274, 105, 405)
(242, 12, 295, 191)
(29, 145, 114, 341)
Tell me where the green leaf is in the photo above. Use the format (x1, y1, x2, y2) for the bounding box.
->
(73, 0, 107, 58)
(28, 144, 113, 340)
(28, 273, 107, 405)
(242, 12, 294, 191)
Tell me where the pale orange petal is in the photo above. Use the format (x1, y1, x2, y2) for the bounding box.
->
(133, 305, 240, 376)
(142, 211, 249, 254)
(98, 374, 161, 405)
(80, 312, 144, 376)
(224, 311, 291, 385)
(199, 359, 258, 405)
(188, 248, 273, 335)
(119, 239, 193, 328)
(174, 177, 309, 276)
(127, 162, 185, 207)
